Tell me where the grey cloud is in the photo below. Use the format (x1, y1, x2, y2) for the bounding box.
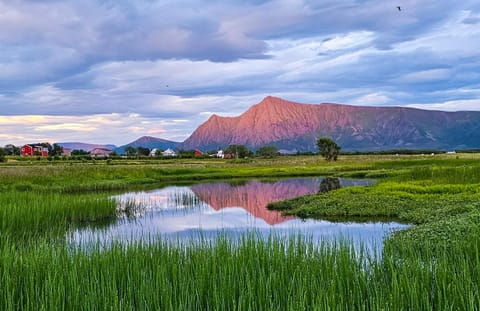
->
(463, 16, 480, 24)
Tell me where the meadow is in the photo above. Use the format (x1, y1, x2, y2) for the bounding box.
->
(0, 154, 479, 310)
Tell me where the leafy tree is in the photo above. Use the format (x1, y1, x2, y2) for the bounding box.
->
(316, 137, 341, 161)
(4, 144, 19, 156)
(49, 143, 64, 156)
(256, 145, 279, 158)
(137, 146, 150, 156)
(0, 148, 6, 162)
(224, 145, 253, 159)
(124, 146, 137, 156)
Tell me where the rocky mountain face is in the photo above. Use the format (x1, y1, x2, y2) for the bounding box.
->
(182, 96, 480, 152)
(115, 136, 179, 154)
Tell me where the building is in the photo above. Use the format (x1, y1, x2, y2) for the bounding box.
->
(62, 148, 72, 156)
(161, 148, 177, 157)
(149, 148, 159, 157)
(216, 150, 224, 158)
(194, 149, 203, 156)
(20, 144, 48, 157)
(89, 148, 112, 157)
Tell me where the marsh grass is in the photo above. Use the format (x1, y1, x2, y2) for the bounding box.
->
(0, 191, 116, 238)
(0, 235, 478, 310)
(1, 154, 480, 309)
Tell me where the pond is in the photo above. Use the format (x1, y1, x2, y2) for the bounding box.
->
(69, 177, 409, 251)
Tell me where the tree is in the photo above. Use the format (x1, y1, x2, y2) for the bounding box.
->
(0, 148, 6, 162)
(4, 144, 19, 156)
(124, 146, 137, 156)
(256, 145, 279, 158)
(49, 143, 63, 156)
(224, 145, 253, 159)
(316, 137, 341, 161)
(137, 146, 150, 156)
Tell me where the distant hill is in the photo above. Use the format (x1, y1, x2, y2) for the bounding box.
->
(115, 136, 180, 154)
(181, 96, 480, 152)
(58, 142, 117, 152)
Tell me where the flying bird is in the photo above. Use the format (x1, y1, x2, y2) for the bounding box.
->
(397, 6, 401, 11)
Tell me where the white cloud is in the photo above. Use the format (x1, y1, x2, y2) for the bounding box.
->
(407, 99, 480, 112)
(394, 10, 480, 58)
(0, 114, 171, 146)
(351, 93, 391, 105)
(396, 69, 451, 83)
(320, 31, 375, 51)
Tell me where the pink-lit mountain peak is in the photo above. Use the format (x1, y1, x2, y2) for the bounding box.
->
(181, 96, 480, 152)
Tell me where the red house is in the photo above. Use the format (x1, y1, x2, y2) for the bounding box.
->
(20, 144, 49, 157)
(194, 149, 203, 156)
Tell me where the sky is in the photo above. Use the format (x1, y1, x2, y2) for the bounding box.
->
(1, 0, 480, 146)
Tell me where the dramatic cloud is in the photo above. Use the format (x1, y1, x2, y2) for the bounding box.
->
(1, 0, 480, 145)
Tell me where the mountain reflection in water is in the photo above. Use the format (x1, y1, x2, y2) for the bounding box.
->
(190, 179, 322, 225)
(69, 177, 408, 250)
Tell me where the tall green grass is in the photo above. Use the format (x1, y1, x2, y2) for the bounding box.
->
(0, 236, 478, 310)
(0, 191, 116, 238)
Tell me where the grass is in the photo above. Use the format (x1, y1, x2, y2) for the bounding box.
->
(0, 191, 116, 238)
(1, 154, 479, 309)
(0, 235, 478, 310)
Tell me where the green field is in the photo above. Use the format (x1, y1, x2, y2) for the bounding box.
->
(0, 154, 479, 310)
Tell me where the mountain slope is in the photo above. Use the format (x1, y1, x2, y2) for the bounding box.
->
(58, 142, 117, 152)
(182, 96, 480, 152)
(115, 136, 180, 154)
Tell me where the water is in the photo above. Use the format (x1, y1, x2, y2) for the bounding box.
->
(69, 177, 409, 251)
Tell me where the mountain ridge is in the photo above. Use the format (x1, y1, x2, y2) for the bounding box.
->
(181, 96, 480, 152)
(58, 142, 117, 152)
(115, 136, 180, 154)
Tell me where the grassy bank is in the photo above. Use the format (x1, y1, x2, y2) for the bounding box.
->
(268, 156, 480, 252)
(1, 154, 479, 309)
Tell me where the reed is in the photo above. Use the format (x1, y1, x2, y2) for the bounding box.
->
(0, 191, 116, 238)
(0, 235, 478, 310)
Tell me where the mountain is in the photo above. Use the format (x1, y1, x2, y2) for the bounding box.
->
(182, 96, 480, 152)
(115, 136, 180, 154)
(58, 142, 117, 152)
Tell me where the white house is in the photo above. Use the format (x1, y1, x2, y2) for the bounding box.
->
(149, 148, 158, 157)
(216, 150, 224, 158)
(162, 148, 177, 157)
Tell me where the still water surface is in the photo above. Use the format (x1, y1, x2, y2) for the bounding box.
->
(69, 177, 409, 251)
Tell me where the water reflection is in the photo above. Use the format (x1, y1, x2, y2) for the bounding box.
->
(319, 177, 341, 193)
(69, 177, 408, 251)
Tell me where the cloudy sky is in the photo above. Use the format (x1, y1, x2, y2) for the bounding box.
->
(1, 0, 480, 146)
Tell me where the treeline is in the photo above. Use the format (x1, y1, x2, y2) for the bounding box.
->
(341, 149, 446, 155)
